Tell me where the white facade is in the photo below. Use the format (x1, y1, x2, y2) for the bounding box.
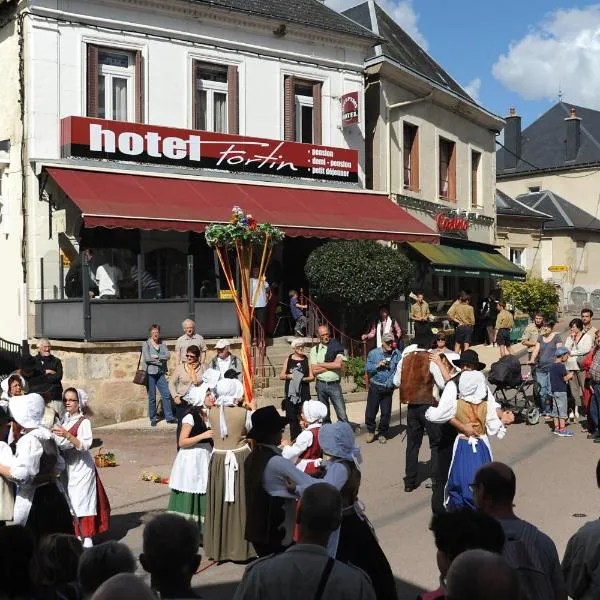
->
(0, 0, 372, 342)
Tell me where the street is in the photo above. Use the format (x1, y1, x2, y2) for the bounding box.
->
(95, 379, 600, 600)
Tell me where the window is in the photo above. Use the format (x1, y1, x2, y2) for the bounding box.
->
(87, 45, 143, 122)
(528, 185, 541, 193)
(509, 247, 526, 268)
(439, 138, 456, 201)
(471, 150, 482, 207)
(403, 123, 419, 191)
(193, 62, 238, 134)
(284, 76, 322, 144)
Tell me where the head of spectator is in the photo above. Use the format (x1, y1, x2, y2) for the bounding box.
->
(78, 541, 137, 600)
(149, 324, 161, 344)
(33, 534, 83, 593)
(37, 338, 53, 357)
(416, 291, 425, 303)
(378, 305, 390, 322)
(182, 319, 196, 338)
(91, 573, 155, 600)
(296, 483, 342, 547)
(185, 344, 201, 367)
(139, 513, 201, 598)
(251, 266, 260, 279)
(290, 338, 306, 357)
(0, 525, 36, 598)
(581, 308, 594, 329)
(435, 331, 447, 351)
(541, 320, 555, 336)
(496, 300, 505, 310)
(430, 508, 505, 583)
(215, 338, 231, 360)
(570, 318, 584, 337)
(289, 289, 299, 299)
(471, 462, 516, 518)
(63, 387, 93, 417)
(317, 325, 331, 346)
(247, 405, 287, 446)
(4, 373, 25, 398)
(459, 293, 470, 304)
(445, 549, 520, 600)
(18, 355, 38, 378)
(533, 312, 544, 328)
(381, 332, 395, 352)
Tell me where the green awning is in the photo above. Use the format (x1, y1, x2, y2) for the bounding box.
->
(406, 242, 526, 281)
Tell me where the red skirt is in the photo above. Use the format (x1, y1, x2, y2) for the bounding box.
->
(74, 470, 111, 538)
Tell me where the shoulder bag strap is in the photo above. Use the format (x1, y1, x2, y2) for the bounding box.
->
(137, 346, 144, 370)
(313, 557, 335, 600)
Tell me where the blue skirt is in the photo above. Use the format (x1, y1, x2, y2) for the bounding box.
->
(446, 437, 492, 511)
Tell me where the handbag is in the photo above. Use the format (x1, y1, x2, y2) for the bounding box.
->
(132, 349, 148, 386)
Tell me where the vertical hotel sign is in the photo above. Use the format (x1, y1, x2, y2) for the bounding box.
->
(341, 92, 359, 127)
(60, 116, 359, 183)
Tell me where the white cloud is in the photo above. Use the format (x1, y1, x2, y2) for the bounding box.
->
(463, 77, 481, 102)
(493, 5, 600, 108)
(326, 0, 428, 50)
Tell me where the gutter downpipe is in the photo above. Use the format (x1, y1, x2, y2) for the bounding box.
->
(386, 91, 434, 196)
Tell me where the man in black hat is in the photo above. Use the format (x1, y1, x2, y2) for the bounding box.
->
(244, 406, 315, 557)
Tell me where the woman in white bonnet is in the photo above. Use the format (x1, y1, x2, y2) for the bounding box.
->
(282, 400, 327, 473)
(0, 393, 73, 539)
(167, 369, 217, 531)
(52, 387, 111, 547)
(425, 350, 514, 510)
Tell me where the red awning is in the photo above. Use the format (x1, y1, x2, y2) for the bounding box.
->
(45, 167, 438, 242)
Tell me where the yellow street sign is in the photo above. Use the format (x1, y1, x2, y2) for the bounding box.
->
(548, 265, 569, 272)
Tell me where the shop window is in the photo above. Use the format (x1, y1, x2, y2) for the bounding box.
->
(87, 45, 143, 122)
(471, 150, 482, 207)
(403, 123, 419, 191)
(144, 248, 187, 299)
(509, 247, 526, 268)
(283, 76, 322, 144)
(439, 138, 456, 202)
(193, 61, 238, 134)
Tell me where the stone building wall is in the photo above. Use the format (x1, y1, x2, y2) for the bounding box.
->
(40, 339, 241, 426)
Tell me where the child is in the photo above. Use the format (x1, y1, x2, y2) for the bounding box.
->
(550, 347, 574, 437)
(289, 290, 307, 337)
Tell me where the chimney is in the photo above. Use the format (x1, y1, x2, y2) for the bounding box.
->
(565, 107, 581, 162)
(503, 107, 521, 170)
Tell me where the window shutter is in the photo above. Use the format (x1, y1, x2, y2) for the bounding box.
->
(283, 75, 295, 141)
(412, 128, 420, 191)
(86, 45, 99, 118)
(134, 51, 144, 123)
(312, 81, 322, 145)
(449, 143, 457, 202)
(227, 64, 239, 135)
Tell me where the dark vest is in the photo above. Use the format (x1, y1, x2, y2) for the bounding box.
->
(400, 351, 435, 405)
(244, 445, 286, 547)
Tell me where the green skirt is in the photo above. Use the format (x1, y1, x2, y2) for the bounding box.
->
(167, 490, 206, 533)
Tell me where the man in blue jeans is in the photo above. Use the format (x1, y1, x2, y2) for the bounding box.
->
(588, 331, 600, 441)
(310, 325, 348, 424)
(364, 333, 400, 444)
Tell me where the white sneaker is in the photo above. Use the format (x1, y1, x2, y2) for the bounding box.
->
(575, 407, 580, 420)
(569, 410, 575, 423)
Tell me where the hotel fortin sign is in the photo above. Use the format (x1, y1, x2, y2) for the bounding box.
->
(60, 117, 359, 183)
(435, 212, 469, 232)
(341, 92, 359, 127)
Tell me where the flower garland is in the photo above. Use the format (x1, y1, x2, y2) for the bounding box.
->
(205, 206, 285, 248)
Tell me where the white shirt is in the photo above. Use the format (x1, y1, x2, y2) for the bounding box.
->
(217, 355, 232, 377)
(250, 278, 269, 308)
(392, 348, 447, 390)
(282, 423, 321, 471)
(96, 264, 122, 297)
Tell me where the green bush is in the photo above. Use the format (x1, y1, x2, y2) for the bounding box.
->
(499, 277, 560, 318)
(345, 356, 366, 390)
(305, 240, 414, 307)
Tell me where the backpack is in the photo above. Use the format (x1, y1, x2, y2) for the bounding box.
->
(502, 522, 556, 600)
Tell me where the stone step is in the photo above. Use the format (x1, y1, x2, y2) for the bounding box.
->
(258, 380, 359, 399)
(255, 389, 367, 409)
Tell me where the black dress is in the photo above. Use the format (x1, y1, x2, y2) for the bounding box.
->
(283, 354, 310, 440)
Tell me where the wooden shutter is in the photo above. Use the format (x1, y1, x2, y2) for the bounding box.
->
(86, 45, 99, 118)
(283, 75, 295, 141)
(411, 127, 420, 191)
(312, 81, 322, 145)
(448, 142, 457, 202)
(227, 64, 239, 134)
(134, 50, 144, 123)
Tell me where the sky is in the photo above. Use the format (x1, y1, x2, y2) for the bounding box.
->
(325, 0, 600, 129)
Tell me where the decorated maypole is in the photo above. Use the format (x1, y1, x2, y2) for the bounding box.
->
(205, 207, 284, 408)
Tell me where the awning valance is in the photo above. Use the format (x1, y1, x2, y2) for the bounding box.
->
(406, 241, 526, 281)
(45, 167, 439, 243)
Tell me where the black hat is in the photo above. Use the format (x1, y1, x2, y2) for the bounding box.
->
(247, 406, 288, 440)
(452, 349, 486, 371)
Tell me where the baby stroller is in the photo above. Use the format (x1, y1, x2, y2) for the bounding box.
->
(488, 355, 540, 425)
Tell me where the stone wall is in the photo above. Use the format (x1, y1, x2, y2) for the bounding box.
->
(39, 339, 242, 426)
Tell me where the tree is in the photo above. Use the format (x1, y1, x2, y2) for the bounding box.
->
(499, 277, 560, 318)
(305, 239, 414, 309)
